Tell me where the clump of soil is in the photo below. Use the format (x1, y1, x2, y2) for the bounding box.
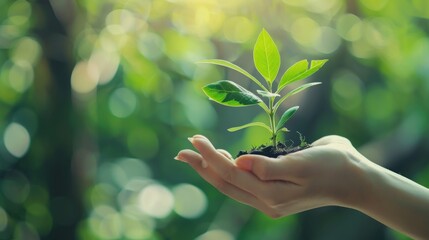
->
(236, 142, 311, 158)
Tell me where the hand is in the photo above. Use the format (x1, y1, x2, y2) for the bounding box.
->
(176, 135, 429, 239)
(175, 135, 365, 218)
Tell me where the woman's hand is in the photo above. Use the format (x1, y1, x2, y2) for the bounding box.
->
(175, 135, 366, 218)
(175, 134, 429, 239)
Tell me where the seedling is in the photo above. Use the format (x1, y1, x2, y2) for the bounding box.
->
(199, 29, 327, 155)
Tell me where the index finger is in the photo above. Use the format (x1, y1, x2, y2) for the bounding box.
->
(189, 135, 268, 196)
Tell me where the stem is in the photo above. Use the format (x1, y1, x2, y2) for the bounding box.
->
(268, 84, 277, 149)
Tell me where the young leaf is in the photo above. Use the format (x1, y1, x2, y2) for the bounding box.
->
(202, 80, 262, 107)
(253, 29, 281, 84)
(275, 106, 299, 133)
(278, 59, 328, 92)
(274, 82, 321, 112)
(256, 90, 280, 98)
(197, 59, 268, 91)
(228, 122, 271, 132)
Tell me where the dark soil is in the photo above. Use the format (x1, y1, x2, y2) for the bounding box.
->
(236, 142, 311, 158)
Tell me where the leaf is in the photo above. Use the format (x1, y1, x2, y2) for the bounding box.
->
(280, 128, 289, 133)
(202, 80, 262, 107)
(275, 106, 299, 132)
(253, 29, 281, 84)
(197, 59, 268, 91)
(257, 90, 280, 98)
(274, 82, 321, 111)
(278, 59, 328, 92)
(228, 122, 271, 132)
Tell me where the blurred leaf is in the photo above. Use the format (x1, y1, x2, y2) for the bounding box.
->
(202, 80, 262, 107)
(253, 29, 281, 84)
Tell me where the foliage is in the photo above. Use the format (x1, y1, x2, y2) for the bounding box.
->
(201, 29, 327, 147)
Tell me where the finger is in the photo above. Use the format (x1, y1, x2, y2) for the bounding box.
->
(235, 154, 302, 183)
(176, 149, 278, 217)
(217, 149, 233, 160)
(189, 135, 269, 196)
(176, 149, 208, 168)
(312, 135, 351, 147)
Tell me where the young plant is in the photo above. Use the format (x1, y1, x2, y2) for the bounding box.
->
(200, 29, 327, 149)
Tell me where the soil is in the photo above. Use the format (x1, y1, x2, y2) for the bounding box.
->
(236, 142, 311, 158)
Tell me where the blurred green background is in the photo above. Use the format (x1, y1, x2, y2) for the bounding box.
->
(0, 0, 428, 239)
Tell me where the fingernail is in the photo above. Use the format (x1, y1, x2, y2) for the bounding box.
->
(187, 137, 195, 144)
(174, 155, 187, 163)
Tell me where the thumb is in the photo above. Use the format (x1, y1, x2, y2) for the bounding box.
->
(235, 154, 297, 182)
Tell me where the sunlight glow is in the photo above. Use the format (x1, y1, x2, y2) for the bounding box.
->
(71, 61, 99, 94)
(138, 184, 174, 219)
(3, 122, 30, 158)
(173, 184, 207, 219)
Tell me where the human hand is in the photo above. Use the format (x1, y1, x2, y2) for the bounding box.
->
(175, 135, 367, 218)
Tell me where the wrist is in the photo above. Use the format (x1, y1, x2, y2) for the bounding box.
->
(333, 149, 374, 210)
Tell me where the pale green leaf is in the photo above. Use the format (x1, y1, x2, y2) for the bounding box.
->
(228, 122, 271, 132)
(197, 59, 267, 91)
(253, 29, 281, 83)
(202, 80, 262, 107)
(280, 128, 289, 133)
(278, 59, 328, 92)
(257, 90, 280, 98)
(275, 106, 299, 132)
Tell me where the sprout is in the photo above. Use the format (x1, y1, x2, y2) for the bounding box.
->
(199, 29, 327, 148)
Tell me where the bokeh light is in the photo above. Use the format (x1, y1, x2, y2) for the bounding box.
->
(172, 183, 207, 219)
(1, 0, 429, 239)
(137, 183, 174, 219)
(108, 87, 137, 118)
(0, 207, 8, 231)
(13, 222, 39, 240)
(3, 122, 30, 158)
(196, 229, 235, 240)
(331, 70, 364, 116)
(71, 61, 99, 94)
(88, 205, 122, 239)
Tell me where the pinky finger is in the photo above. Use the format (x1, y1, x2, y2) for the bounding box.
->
(176, 150, 277, 217)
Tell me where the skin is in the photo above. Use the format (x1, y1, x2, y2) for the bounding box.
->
(175, 135, 429, 239)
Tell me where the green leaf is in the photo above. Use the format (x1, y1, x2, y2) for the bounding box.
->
(275, 106, 299, 132)
(274, 82, 321, 112)
(253, 29, 281, 83)
(257, 90, 280, 98)
(280, 128, 289, 133)
(197, 59, 268, 91)
(202, 80, 262, 107)
(228, 122, 271, 132)
(278, 59, 328, 92)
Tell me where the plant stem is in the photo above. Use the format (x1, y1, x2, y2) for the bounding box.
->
(268, 85, 277, 149)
